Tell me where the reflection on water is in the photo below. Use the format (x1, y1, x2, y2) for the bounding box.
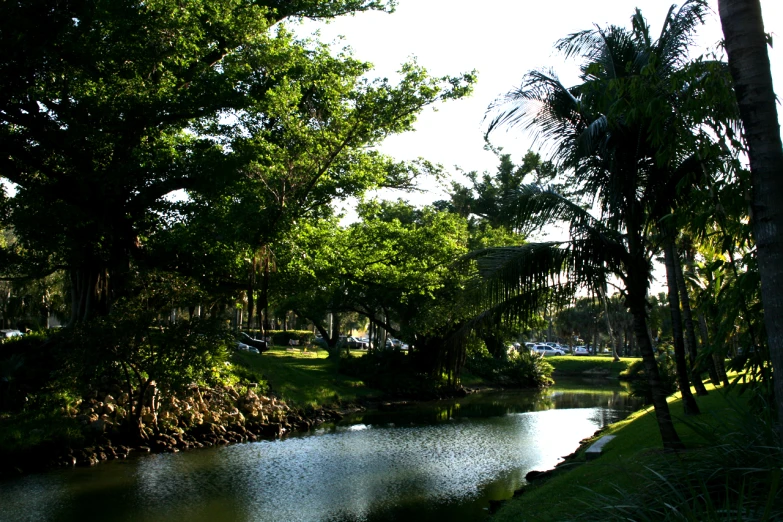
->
(0, 380, 643, 522)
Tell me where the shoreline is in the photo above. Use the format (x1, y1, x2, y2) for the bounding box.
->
(0, 382, 486, 478)
(0, 359, 633, 479)
(0, 385, 354, 478)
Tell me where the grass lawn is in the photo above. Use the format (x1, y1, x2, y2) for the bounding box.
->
(0, 408, 85, 455)
(493, 380, 762, 521)
(546, 355, 638, 378)
(231, 347, 383, 408)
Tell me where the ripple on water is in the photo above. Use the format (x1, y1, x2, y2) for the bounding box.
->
(121, 407, 607, 521)
(0, 390, 642, 522)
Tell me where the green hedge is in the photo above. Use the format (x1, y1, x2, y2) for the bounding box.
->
(244, 330, 315, 346)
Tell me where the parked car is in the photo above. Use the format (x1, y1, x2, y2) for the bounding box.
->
(236, 342, 250, 351)
(1, 329, 24, 339)
(240, 332, 269, 352)
(347, 336, 369, 350)
(534, 344, 566, 356)
(573, 345, 589, 356)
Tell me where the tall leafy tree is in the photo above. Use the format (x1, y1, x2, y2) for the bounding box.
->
(273, 200, 471, 367)
(436, 151, 557, 233)
(0, 0, 473, 323)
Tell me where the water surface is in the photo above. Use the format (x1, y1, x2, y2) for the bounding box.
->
(0, 380, 642, 522)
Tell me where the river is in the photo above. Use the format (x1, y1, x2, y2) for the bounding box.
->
(0, 379, 643, 522)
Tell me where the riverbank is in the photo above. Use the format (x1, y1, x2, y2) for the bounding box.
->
(545, 355, 637, 379)
(0, 347, 382, 477)
(0, 383, 639, 522)
(491, 379, 782, 521)
(0, 381, 349, 476)
(1, 345, 475, 476)
(0, 350, 632, 478)
(231, 348, 383, 406)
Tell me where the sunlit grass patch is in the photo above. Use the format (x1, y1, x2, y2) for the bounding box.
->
(546, 356, 638, 378)
(231, 349, 381, 407)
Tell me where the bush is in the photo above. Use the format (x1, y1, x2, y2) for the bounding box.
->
(226, 359, 269, 395)
(52, 290, 235, 438)
(0, 331, 63, 412)
(620, 348, 678, 402)
(339, 350, 448, 398)
(464, 350, 553, 388)
(265, 330, 315, 346)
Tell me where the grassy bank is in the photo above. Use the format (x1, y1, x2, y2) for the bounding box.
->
(492, 380, 781, 521)
(545, 355, 638, 379)
(231, 347, 383, 407)
(0, 400, 85, 457)
(0, 347, 377, 459)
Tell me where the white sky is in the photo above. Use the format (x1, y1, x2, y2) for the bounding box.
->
(297, 0, 782, 217)
(295, 0, 782, 295)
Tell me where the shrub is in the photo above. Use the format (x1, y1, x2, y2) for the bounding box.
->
(0, 331, 63, 412)
(339, 350, 447, 397)
(620, 347, 678, 402)
(53, 291, 234, 438)
(465, 350, 553, 388)
(266, 330, 315, 346)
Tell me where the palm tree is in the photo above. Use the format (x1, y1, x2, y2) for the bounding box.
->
(673, 237, 710, 396)
(718, 0, 783, 440)
(477, 1, 729, 450)
(662, 234, 701, 414)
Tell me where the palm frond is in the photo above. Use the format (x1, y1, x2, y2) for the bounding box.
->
(459, 283, 575, 339)
(504, 184, 593, 232)
(576, 114, 609, 157)
(485, 69, 580, 139)
(556, 28, 605, 62)
(630, 8, 652, 50)
(469, 237, 619, 303)
(656, 0, 708, 74)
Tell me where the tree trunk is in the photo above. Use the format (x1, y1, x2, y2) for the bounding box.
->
(629, 298, 685, 450)
(673, 245, 708, 396)
(697, 313, 721, 386)
(547, 315, 553, 342)
(68, 265, 112, 325)
(330, 312, 340, 349)
(600, 290, 621, 362)
(663, 239, 701, 415)
(698, 312, 729, 387)
(247, 288, 255, 331)
(258, 257, 271, 336)
(719, 0, 783, 440)
(310, 317, 330, 343)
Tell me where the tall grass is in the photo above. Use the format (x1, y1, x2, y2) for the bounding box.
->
(578, 397, 783, 521)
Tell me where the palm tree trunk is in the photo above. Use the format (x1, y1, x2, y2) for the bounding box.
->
(663, 238, 701, 415)
(698, 312, 729, 387)
(674, 244, 708, 396)
(719, 0, 783, 440)
(600, 292, 621, 362)
(629, 299, 685, 450)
